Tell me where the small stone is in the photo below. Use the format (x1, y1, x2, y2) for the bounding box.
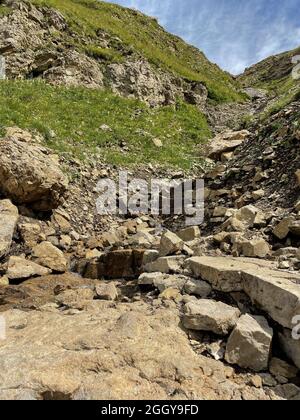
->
(144, 256, 184, 274)
(252, 190, 265, 200)
(289, 221, 300, 236)
(0, 200, 19, 258)
(138, 272, 163, 286)
(142, 250, 159, 265)
(159, 287, 182, 302)
(240, 238, 270, 258)
(95, 283, 118, 301)
(259, 373, 277, 387)
(0, 276, 9, 286)
(177, 226, 201, 242)
(250, 375, 263, 388)
(159, 231, 183, 257)
(183, 278, 212, 297)
(278, 261, 290, 269)
(154, 274, 187, 293)
(152, 138, 163, 148)
(18, 222, 43, 248)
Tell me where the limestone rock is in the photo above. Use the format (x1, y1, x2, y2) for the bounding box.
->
(32, 241, 68, 272)
(159, 231, 183, 257)
(0, 276, 9, 286)
(243, 268, 300, 329)
(235, 205, 260, 228)
(239, 238, 270, 258)
(18, 222, 44, 248)
(225, 315, 273, 372)
(186, 256, 247, 292)
(183, 299, 240, 335)
(7, 256, 51, 280)
(0, 199, 18, 259)
(289, 221, 300, 237)
(205, 130, 249, 161)
(295, 170, 300, 187)
(0, 137, 68, 211)
(56, 288, 94, 310)
(95, 283, 118, 301)
(279, 329, 300, 369)
(269, 358, 298, 379)
(144, 256, 185, 274)
(138, 272, 163, 286)
(159, 288, 182, 302)
(273, 217, 294, 240)
(0, 305, 274, 400)
(183, 278, 212, 298)
(177, 226, 201, 242)
(154, 275, 187, 293)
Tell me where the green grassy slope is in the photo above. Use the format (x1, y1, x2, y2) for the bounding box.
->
(239, 46, 300, 118)
(29, 0, 244, 103)
(0, 80, 211, 169)
(239, 46, 300, 91)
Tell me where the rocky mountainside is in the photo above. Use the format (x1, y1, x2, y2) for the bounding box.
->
(0, 0, 244, 104)
(239, 45, 300, 91)
(0, 0, 300, 401)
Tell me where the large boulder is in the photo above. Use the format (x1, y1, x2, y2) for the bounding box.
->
(183, 299, 240, 335)
(204, 130, 250, 161)
(243, 268, 300, 329)
(0, 136, 68, 211)
(7, 256, 51, 280)
(225, 314, 273, 372)
(0, 199, 18, 259)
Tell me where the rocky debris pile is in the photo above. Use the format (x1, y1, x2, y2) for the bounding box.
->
(0, 0, 208, 108)
(201, 100, 300, 271)
(203, 130, 250, 162)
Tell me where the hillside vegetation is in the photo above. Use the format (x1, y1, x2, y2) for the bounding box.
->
(239, 46, 300, 116)
(29, 0, 244, 103)
(0, 79, 211, 169)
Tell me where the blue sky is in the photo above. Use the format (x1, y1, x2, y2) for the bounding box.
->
(106, 0, 300, 74)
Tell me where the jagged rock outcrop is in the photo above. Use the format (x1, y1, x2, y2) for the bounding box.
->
(0, 0, 209, 108)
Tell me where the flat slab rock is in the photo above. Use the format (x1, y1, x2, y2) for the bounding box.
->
(0, 302, 280, 400)
(187, 256, 300, 329)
